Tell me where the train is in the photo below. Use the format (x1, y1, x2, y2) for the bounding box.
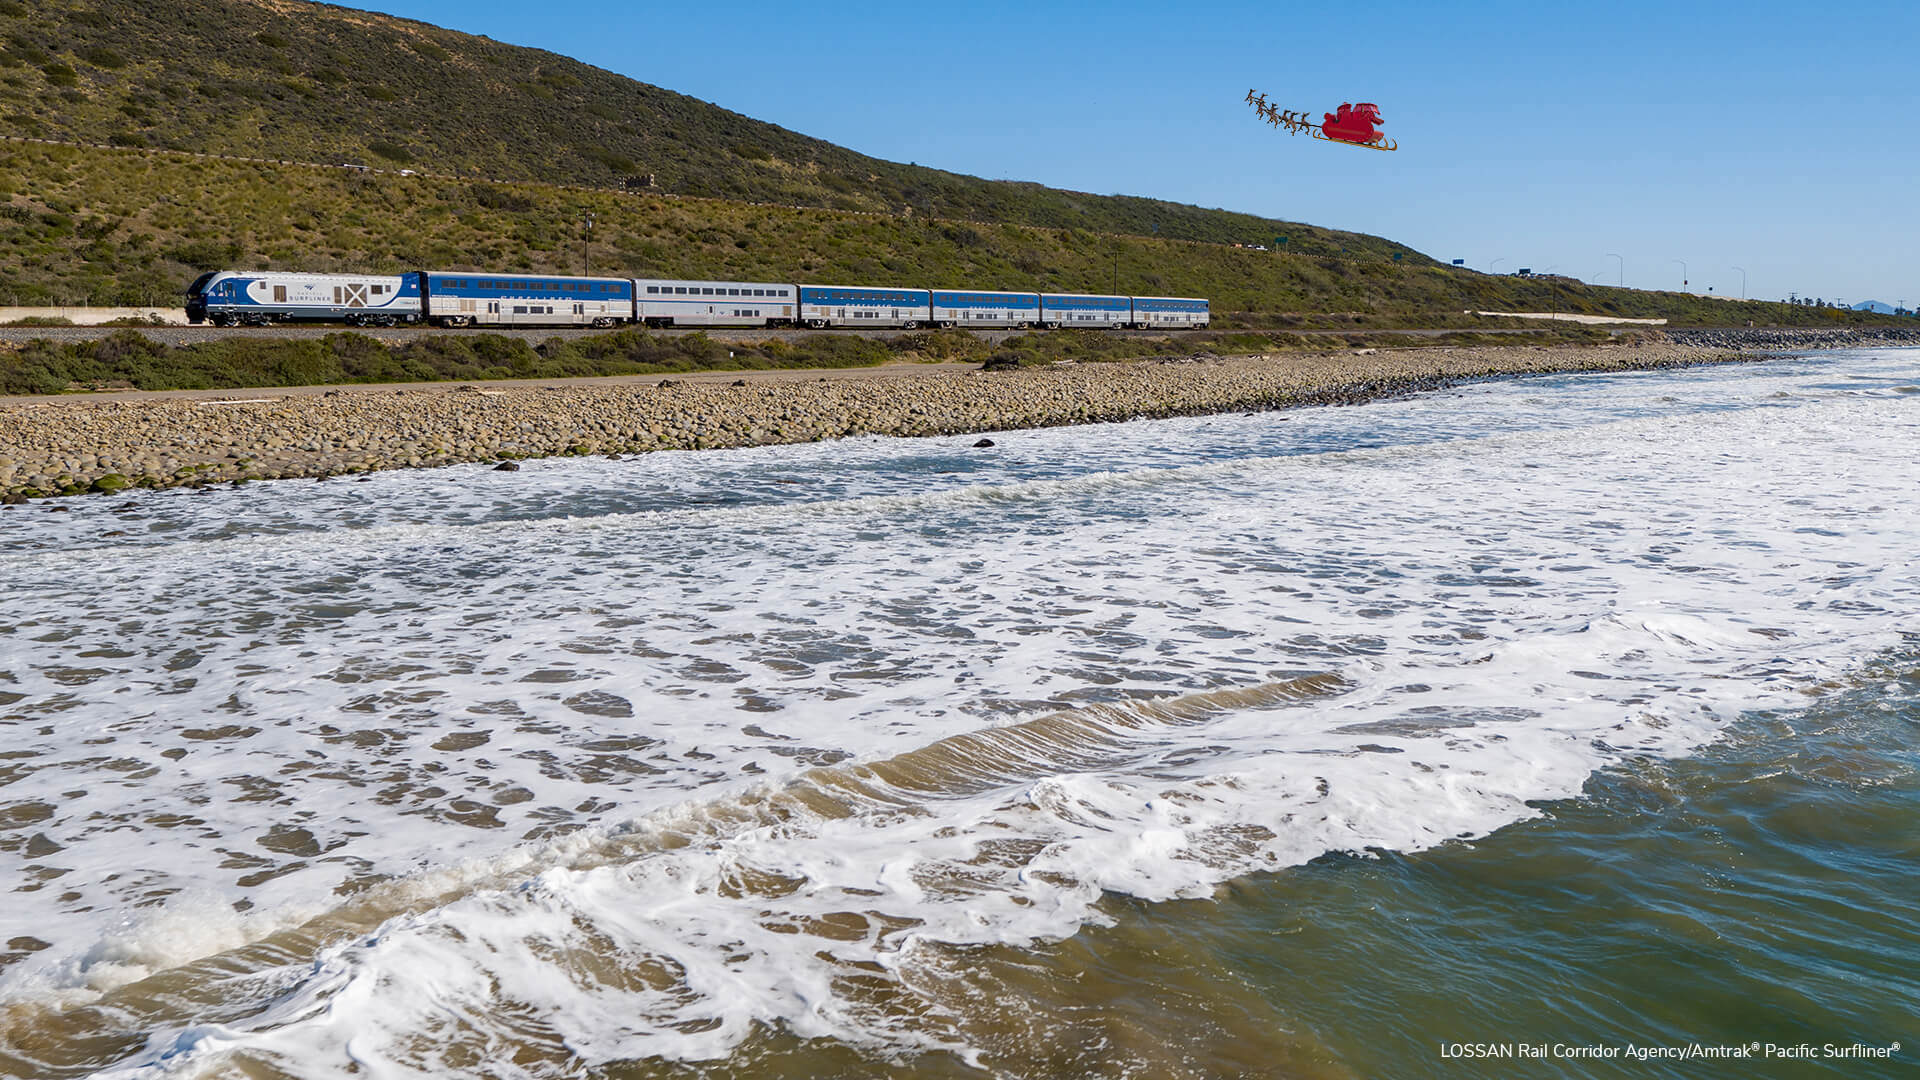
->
(184, 270, 1209, 331)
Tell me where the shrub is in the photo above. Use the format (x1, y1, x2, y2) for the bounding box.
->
(78, 46, 125, 69)
(164, 239, 242, 269)
(469, 184, 534, 212)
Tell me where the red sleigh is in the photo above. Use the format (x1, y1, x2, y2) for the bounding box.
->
(1246, 91, 1398, 152)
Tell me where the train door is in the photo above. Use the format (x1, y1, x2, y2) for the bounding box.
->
(344, 282, 368, 308)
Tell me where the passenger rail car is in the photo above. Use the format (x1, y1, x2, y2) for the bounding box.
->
(931, 290, 1040, 329)
(637, 279, 795, 327)
(797, 285, 932, 329)
(422, 273, 632, 328)
(1039, 292, 1132, 329)
(1132, 295, 1211, 329)
(186, 271, 421, 326)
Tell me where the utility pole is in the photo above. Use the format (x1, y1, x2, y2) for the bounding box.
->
(581, 213, 595, 277)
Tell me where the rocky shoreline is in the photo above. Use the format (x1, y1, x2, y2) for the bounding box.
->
(1663, 326, 1920, 350)
(0, 342, 1753, 501)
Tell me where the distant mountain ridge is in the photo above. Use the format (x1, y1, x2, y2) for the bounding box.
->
(1850, 300, 1897, 314)
(0, 0, 1422, 260)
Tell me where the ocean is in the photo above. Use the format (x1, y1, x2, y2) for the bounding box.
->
(0, 348, 1914, 1078)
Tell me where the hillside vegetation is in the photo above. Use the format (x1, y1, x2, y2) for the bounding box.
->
(0, 0, 1413, 255)
(0, 139, 1899, 330)
(0, 0, 1904, 329)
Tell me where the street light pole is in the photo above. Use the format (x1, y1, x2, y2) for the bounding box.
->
(1606, 253, 1624, 287)
(1730, 266, 1747, 300)
(1670, 259, 1688, 292)
(1489, 257, 1507, 275)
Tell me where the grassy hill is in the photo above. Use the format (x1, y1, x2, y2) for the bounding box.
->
(0, 0, 1905, 329)
(0, 138, 1901, 331)
(0, 0, 1414, 255)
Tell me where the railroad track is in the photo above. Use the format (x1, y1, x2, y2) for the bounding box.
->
(0, 324, 1550, 346)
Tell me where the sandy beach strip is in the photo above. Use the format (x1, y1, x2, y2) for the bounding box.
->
(0, 341, 1745, 500)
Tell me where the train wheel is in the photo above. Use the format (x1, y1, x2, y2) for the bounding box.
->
(807, 319, 826, 330)
(900, 320, 919, 330)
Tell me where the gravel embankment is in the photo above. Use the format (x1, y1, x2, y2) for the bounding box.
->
(1663, 326, 1920, 350)
(0, 342, 1746, 500)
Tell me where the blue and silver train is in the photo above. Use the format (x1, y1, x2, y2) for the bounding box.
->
(185, 271, 423, 326)
(185, 269, 1209, 330)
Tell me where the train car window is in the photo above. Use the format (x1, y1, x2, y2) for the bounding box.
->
(647, 286, 658, 294)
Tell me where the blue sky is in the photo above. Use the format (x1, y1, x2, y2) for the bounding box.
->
(345, 0, 1915, 306)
